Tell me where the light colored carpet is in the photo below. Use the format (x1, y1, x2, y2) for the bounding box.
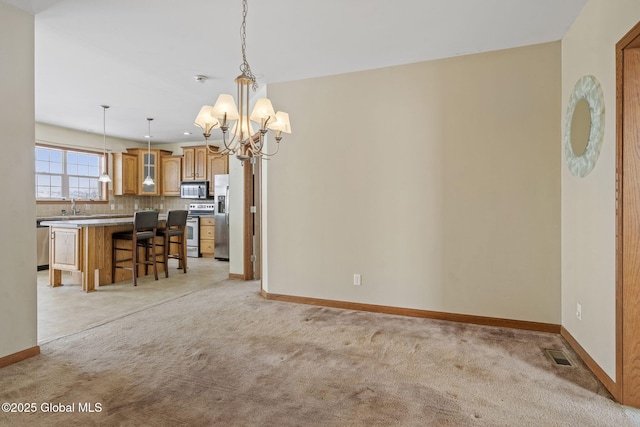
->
(0, 279, 635, 426)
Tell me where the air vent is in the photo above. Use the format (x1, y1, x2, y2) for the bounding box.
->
(545, 349, 573, 366)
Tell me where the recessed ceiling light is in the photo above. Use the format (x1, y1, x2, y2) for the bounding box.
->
(183, 131, 192, 135)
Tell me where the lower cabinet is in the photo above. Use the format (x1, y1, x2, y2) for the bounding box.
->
(200, 216, 215, 257)
(50, 227, 82, 271)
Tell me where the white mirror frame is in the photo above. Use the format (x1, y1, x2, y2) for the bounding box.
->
(563, 75, 605, 178)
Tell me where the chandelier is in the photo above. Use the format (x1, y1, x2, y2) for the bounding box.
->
(193, 0, 291, 162)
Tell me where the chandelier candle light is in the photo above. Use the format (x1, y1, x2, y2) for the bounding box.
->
(98, 105, 112, 183)
(143, 118, 155, 186)
(193, 0, 291, 162)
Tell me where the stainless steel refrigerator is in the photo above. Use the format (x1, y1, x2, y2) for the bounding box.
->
(214, 174, 230, 260)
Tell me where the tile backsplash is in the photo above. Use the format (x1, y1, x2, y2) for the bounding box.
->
(36, 192, 192, 217)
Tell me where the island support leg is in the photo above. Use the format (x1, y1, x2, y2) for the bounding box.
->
(81, 226, 105, 292)
(49, 268, 62, 287)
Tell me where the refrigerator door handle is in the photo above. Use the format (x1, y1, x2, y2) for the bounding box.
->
(225, 185, 230, 226)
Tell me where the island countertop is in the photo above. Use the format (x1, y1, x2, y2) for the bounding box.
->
(37, 213, 133, 223)
(40, 214, 168, 228)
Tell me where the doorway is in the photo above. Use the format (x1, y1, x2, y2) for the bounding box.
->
(616, 20, 640, 407)
(243, 156, 262, 281)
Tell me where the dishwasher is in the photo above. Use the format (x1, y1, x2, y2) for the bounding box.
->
(36, 221, 49, 270)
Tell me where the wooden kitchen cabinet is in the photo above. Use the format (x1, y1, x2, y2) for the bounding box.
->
(50, 227, 82, 271)
(207, 152, 228, 196)
(127, 148, 172, 196)
(200, 216, 215, 257)
(161, 155, 182, 196)
(182, 146, 207, 181)
(112, 153, 138, 195)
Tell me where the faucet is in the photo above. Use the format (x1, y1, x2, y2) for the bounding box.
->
(71, 198, 79, 215)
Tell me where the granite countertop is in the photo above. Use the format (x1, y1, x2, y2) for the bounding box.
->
(37, 213, 133, 222)
(40, 214, 167, 228)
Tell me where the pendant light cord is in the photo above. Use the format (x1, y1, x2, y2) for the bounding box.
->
(100, 105, 111, 182)
(102, 106, 108, 155)
(147, 118, 153, 178)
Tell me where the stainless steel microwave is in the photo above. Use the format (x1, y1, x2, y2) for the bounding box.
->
(180, 180, 209, 199)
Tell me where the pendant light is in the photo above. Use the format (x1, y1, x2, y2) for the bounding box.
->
(98, 105, 112, 183)
(142, 118, 155, 186)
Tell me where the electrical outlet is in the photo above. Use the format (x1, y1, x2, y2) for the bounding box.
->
(353, 274, 361, 286)
(110, 204, 115, 210)
(576, 303, 582, 320)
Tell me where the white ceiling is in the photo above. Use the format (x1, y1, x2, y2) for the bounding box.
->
(4, 0, 587, 144)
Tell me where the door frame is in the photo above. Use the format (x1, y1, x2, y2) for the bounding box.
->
(242, 156, 261, 281)
(615, 20, 640, 406)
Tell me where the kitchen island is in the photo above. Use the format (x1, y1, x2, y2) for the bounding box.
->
(40, 215, 167, 292)
(36, 213, 132, 271)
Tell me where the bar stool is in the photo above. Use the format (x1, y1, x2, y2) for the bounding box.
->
(156, 210, 188, 278)
(112, 210, 159, 286)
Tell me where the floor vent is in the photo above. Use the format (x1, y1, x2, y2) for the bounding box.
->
(545, 349, 573, 366)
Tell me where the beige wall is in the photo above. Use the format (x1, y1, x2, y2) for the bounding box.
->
(265, 42, 561, 323)
(0, 3, 36, 358)
(562, 0, 640, 381)
(36, 122, 148, 154)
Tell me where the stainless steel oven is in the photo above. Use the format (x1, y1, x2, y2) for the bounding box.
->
(186, 216, 200, 258)
(187, 201, 215, 258)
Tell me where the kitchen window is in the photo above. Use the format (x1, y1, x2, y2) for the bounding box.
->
(35, 145, 107, 201)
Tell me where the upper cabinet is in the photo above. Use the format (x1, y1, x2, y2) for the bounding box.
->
(161, 155, 182, 196)
(182, 146, 207, 181)
(113, 148, 171, 196)
(207, 152, 228, 196)
(139, 149, 158, 195)
(112, 145, 226, 198)
(112, 153, 138, 196)
(126, 148, 172, 196)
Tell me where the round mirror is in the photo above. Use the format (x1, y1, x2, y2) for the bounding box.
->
(569, 99, 591, 157)
(563, 75, 605, 178)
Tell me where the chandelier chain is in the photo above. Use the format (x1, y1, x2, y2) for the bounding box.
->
(239, 0, 258, 91)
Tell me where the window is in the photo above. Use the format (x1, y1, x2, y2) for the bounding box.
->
(35, 145, 106, 201)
